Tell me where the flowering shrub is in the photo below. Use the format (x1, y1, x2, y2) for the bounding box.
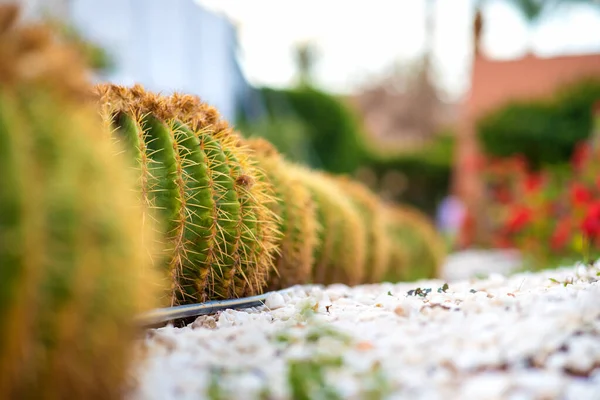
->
(482, 117, 600, 268)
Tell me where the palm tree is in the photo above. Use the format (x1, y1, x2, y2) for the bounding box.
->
(504, 0, 598, 22)
(294, 42, 317, 88)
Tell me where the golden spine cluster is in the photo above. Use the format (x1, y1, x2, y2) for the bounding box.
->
(96, 85, 279, 304)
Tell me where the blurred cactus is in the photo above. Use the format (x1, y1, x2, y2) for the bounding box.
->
(334, 177, 392, 283)
(249, 139, 445, 287)
(296, 168, 368, 285)
(384, 205, 446, 282)
(0, 5, 158, 399)
(48, 19, 114, 73)
(96, 85, 279, 304)
(248, 139, 318, 289)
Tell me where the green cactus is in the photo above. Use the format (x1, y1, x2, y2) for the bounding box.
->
(333, 176, 392, 283)
(96, 83, 445, 302)
(383, 205, 446, 282)
(97, 86, 279, 304)
(293, 167, 368, 286)
(0, 6, 447, 399)
(247, 139, 445, 287)
(0, 6, 159, 399)
(248, 139, 319, 289)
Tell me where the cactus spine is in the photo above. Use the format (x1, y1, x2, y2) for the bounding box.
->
(248, 138, 446, 287)
(0, 6, 158, 399)
(248, 139, 318, 289)
(97, 86, 279, 304)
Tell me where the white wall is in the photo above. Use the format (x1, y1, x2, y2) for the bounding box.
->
(69, 0, 247, 122)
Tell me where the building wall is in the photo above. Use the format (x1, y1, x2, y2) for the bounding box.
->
(7, 0, 254, 123)
(71, 0, 252, 123)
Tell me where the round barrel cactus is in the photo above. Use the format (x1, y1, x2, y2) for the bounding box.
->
(383, 205, 446, 282)
(248, 139, 319, 289)
(0, 6, 159, 399)
(333, 176, 392, 283)
(96, 85, 279, 304)
(292, 167, 368, 286)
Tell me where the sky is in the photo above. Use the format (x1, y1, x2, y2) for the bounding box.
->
(197, 0, 600, 100)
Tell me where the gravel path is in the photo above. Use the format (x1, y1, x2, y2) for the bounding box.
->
(131, 263, 600, 400)
(441, 249, 523, 281)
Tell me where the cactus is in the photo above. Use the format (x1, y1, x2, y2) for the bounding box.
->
(383, 205, 446, 282)
(96, 85, 279, 304)
(333, 176, 392, 283)
(248, 139, 445, 287)
(248, 139, 318, 289)
(94, 84, 445, 296)
(292, 167, 368, 286)
(0, 6, 158, 399)
(93, 82, 445, 302)
(94, 82, 446, 293)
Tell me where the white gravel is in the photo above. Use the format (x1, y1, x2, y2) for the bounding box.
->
(441, 249, 523, 281)
(130, 263, 600, 400)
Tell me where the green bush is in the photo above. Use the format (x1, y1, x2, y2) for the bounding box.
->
(248, 87, 367, 174)
(240, 86, 454, 217)
(366, 134, 455, 216)
(241, 116, 318, 166)
(478, 78, 600, 169)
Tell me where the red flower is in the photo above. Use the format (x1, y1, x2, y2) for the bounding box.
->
(593, 100, 600, 116)
(523, 173, 544, 194)
(572, 142, 590, 171)
(510, 154, 528, 173)
(551, 219, 571, 251)
(570, 183, 593, 206)
(505, 206, 532, 233)
(493, 236, 514, 249)
(582, 202, 600, 238)
(494, 186, 512, 204)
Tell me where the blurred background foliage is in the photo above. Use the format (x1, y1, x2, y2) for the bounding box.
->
(364, 132, 454, 217)
(478, 78, 600, 169)
(238, 85, 454, 217)
(241, 87, 368, 174)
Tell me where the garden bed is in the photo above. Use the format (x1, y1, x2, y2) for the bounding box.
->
(131, 262, 600, 399)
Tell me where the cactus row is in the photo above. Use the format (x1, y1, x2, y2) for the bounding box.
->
(93, 82, 446, 306)
(95, 86, 445, 305)
(0, 6, 159, 399)
(249, 139, 444, 287)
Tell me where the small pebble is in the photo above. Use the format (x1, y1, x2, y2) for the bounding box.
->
(264, 292, 286, 310)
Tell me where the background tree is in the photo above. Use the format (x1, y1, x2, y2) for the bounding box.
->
(475, 0, 599, 52)
(294, 42, 318, 87)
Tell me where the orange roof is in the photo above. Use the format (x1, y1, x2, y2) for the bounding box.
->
(463, 52, 600, 121)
